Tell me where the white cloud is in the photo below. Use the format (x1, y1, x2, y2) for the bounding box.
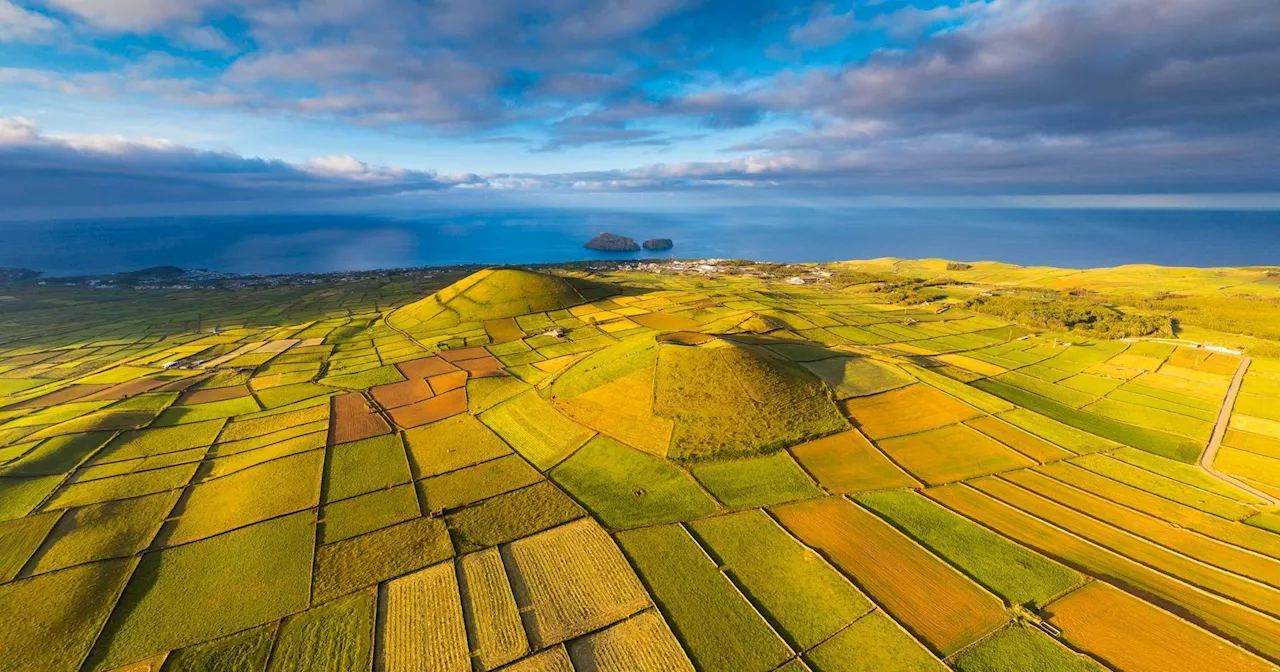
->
(0, 1, 59, 41)
(0, 115, 40, 141)
(788, 3, 855, 48)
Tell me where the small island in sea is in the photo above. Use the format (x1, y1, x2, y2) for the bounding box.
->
(643, 238, 674, 251)
(584, 232, 641, 251)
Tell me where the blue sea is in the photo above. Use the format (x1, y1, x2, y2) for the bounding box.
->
(1, 207, 1278, 277)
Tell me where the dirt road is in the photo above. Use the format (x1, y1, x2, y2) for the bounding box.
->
(1200, 356, 1279, 506)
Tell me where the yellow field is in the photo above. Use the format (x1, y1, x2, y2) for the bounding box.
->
(505, 519, 651, 646)
(840, 385, 983, 439)
(458, 548, 528, 670)
(965, 415, 1075, 463)
(936, 354, 1007, 377)
(553, 369, 673, 457)
(1231, 414, 1280, 440)
(1003, 469, 1280, 588)
(484, 318, 527, 344)
(788, 430, 920, 493)
(877, 424, 1034, 485)
(630, 312, 701, 332)
(565, 609, 694, 672)
(773, 497, 1008, 656)
(379, 561, 470, 672)
(971, 476, 1280, 619)
(1045, 581, 1277, 672)
(925, 483, 1280, 661)
(1036, 461, 1280, 560)
(1224, 429, 1280, 459)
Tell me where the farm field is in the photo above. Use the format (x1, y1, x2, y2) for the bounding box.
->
(0, 259, 1279, 672)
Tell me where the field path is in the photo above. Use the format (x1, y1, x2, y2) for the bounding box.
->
(1200, 356, 1279, 506)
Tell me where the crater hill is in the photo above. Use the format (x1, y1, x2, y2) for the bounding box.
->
(388, 268, 618, 343)
(548, 332, 848, 460)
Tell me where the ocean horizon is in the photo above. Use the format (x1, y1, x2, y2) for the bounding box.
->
(2, 206, 1278, 277)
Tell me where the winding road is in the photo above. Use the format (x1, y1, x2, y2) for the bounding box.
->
(1200, 356, 1280, 506)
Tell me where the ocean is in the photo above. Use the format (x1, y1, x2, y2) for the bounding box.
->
(1, 207, 1278, 277)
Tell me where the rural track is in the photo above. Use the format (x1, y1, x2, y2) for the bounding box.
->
(1200, 356, 1280, 506)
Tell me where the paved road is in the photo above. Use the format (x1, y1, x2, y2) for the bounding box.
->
(1200, 356, 1279, 506)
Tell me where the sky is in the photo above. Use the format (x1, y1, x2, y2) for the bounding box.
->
(1, 0, 1279, 217)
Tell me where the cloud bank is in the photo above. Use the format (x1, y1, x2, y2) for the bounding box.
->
(0, 0, 1278, 214)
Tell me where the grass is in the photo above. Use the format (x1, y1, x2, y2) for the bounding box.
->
(550, 436, 717, 529)
(1002, 469, 1280, 586)
(30, 490, 178, 575)
(1037, 461, 1280, 559)
(877, 425, 1035, 485)
(269, 589, 376, 672)
(0, 557, 138, 672)
(0, 474, 64, 520)
(1113, 446, 1266, 503)
(162, 449, 323, 545)
(458, 547, 528, 670)
(903, 364, 1016, 414)
(253, 382, 333, 410)
(507, 518, 652, 646)
(997, 409, 1116, 454)
(772, 497, 1008, 657)
(445, 481, 584, 554)
(418, 453, 542, 511)
(654, 339, 847, 459)
(964, 415, 1074, 463)
(319, 364, 406, 390)
(161, 623, 277, 672)
(313, 515, 452, 604)
(0, 510, 59, 581)
(799, 356, 915, 399)
(403, 413, 512, 478)
(0, 431, 112, 477)
(953, 622, 1103, 672)
(324, 434, 412, 502)
(615, 524, 793, 672)
(152, 396, 262, 426)
(46, 462, 198, 510)
(480, 390, 595, 470)
(789, 430, 919, 493)
(550, 334, 657, 399)
(320, 483, 420, 544)
(1043, 580, 1275, 672)
(689, 509, 871, 650)
(87, 512, 315, 671)
(220, 404, 327, 442)
(804, 611, 945, 672)
(690, 452, 822, 509)
(1071, 453, 1257, 519)
(467, 375, 530, 414)
(973, 379, 1203, 463)
(855, 490, 1080, 607)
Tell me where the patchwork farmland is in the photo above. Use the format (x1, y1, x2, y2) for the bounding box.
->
(0, 260, 1279, 672)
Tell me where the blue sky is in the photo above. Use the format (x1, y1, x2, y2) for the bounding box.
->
(1, 0, 1279, 216)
